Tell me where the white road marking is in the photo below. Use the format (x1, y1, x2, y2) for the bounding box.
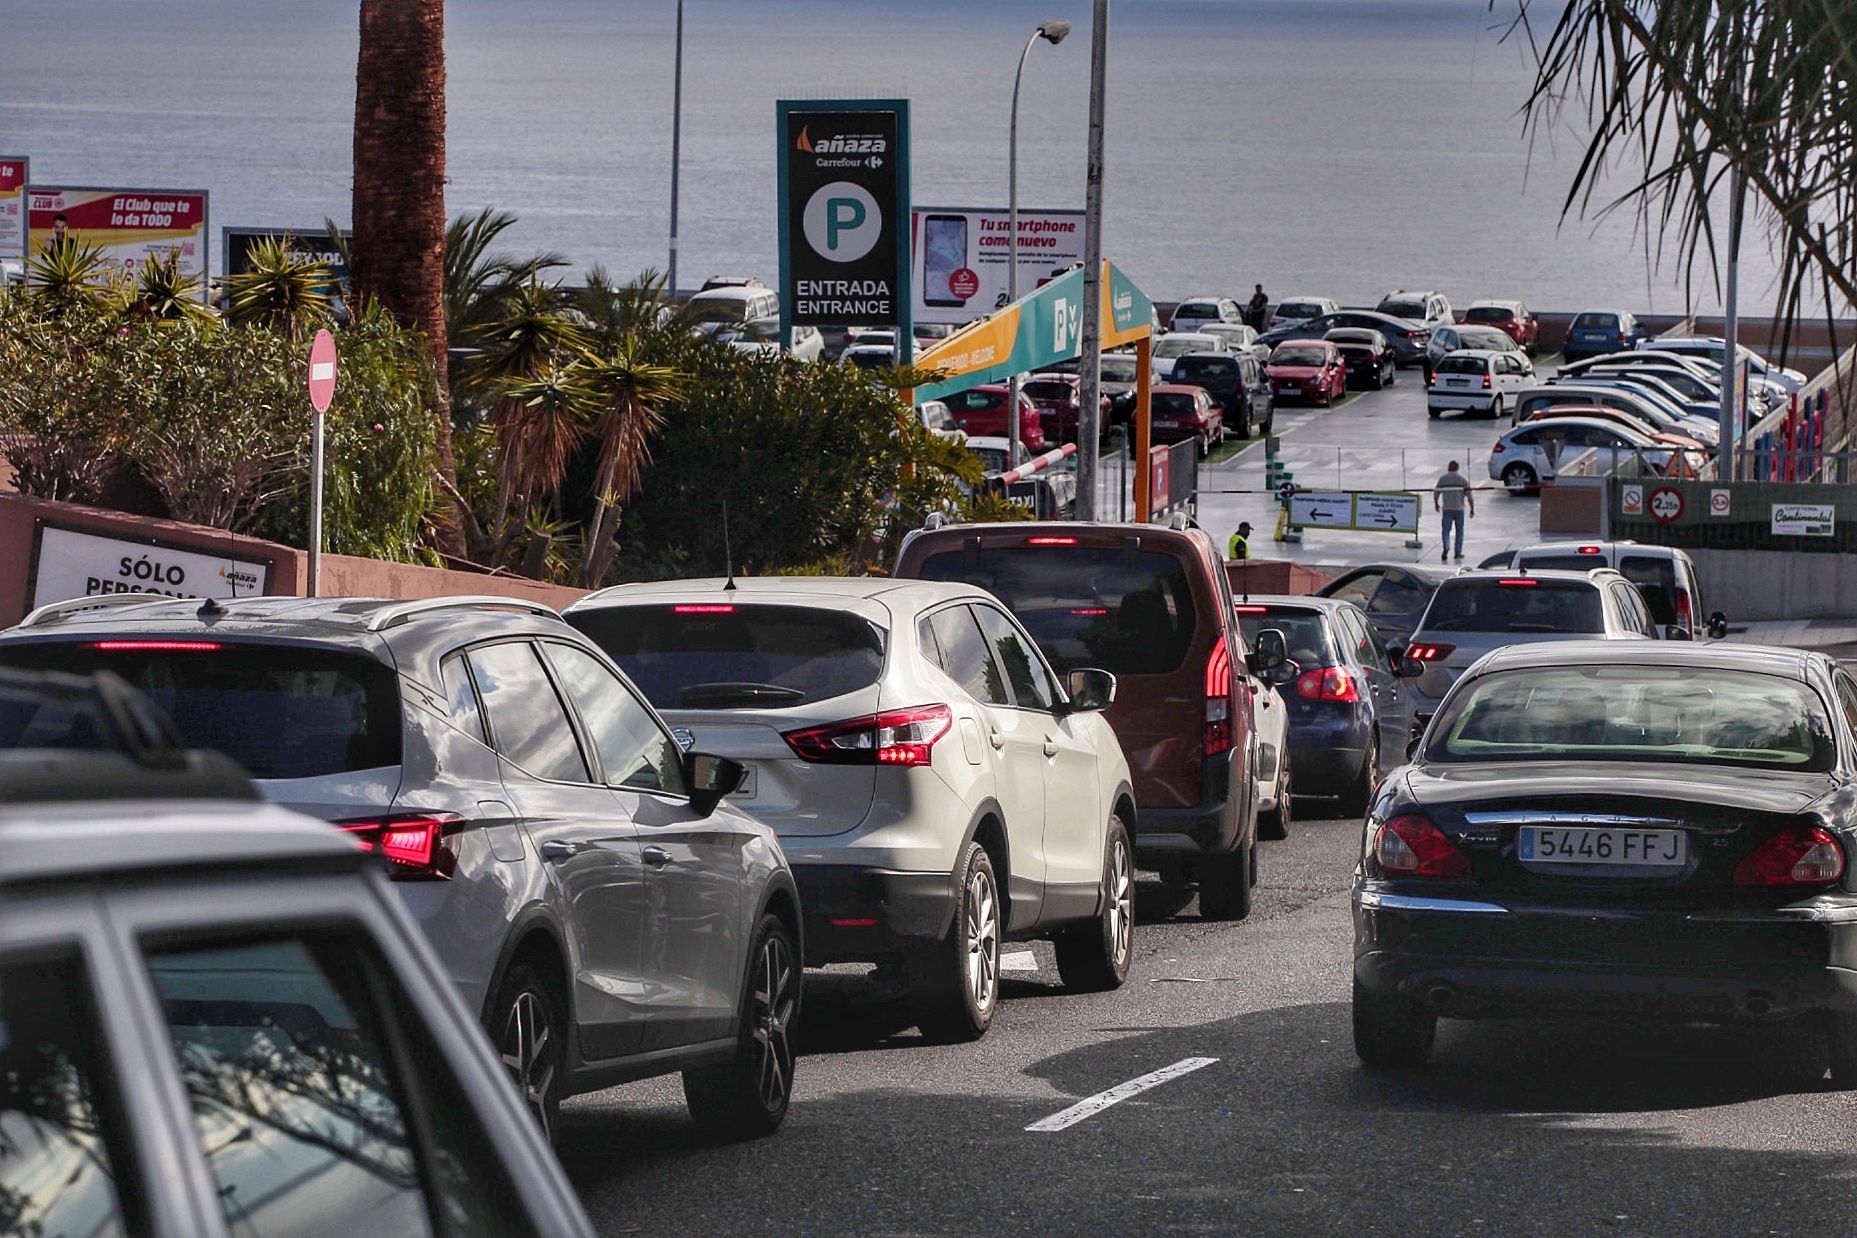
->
(1024, 1056, 1219, 1132)
(1000, 949, 1038, 972)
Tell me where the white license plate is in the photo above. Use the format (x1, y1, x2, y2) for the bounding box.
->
(729, 766, 758, 799)
(1518, 826, 1685, 868)
(1447, 378, 1469, 387)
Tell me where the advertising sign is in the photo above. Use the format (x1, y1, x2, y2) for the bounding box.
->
(0, 157, 25, 261)
(29, 526, 272, 609)
(777, 100, 910, 335)
(1286, 491, 1420, 534)
(26, 186, 208, 292)
(1771, 503, 1835, 537)
(910, 206, 1085, 325)
(223, 225, 350, 292)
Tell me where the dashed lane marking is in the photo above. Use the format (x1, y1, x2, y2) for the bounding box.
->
(1024, 1056, 1220, 1132)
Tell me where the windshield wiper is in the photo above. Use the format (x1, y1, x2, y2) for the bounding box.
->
(679, 682, 808, 708)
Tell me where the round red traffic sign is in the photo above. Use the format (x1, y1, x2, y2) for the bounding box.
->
(949, 267, 980, 299)
(1648, 485, 1684, 523)
(307, 329, 338, 413)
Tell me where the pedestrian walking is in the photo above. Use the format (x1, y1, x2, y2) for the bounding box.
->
(1246, 284, 1269, 330)
(1433, 461, 1473, 561)
(1227, 521, 1252, 560)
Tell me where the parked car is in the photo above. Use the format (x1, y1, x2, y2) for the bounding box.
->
(1508, 541, 1727, 639)
(1514, 382, 1719, 445)
(1460, 299, 1540, 353)
(717, 316, 822, 362)
(1326, 328, 1396, 390)
(1423, 324, 1523, 382)
(1197, 320, 1271, 364)
(1317, 563, 1455, 649)
(1259, 311, 1431, 368)
(1171, 352, 1274, 439)
(1268, 295, 1341, 332)
(1234, 597, 1419, 817)
(1638, 336, 1807, 394)
(1100, 352, 1142, 423)
(1561, 370, 1723, 423)
(896, 518, 1279, 920)
(1267, 340, 1348, 407)
(964, 434, 1030, 475)
(1351, 641, 1857, 1085)
(1489, 417, 1678, 492)
(1022, 374, 1110, 443)
(1376, 290, 1454, 331)
(1150, 383, 1226, 454)
(1171, 296, 1247, 331)
(1562, 308, 1652, 361)
(941, 384, 1049, 452)
(1152, 331, 1231, 380)
(1398, 568, 1660, 712)
(918, 399, 967, 444)
(685, 282, 781, 331)
(0, 594, 804, 1141)
(1522, 404, 1711, 459)
(1427, 349, 1535, 420)
(1560, 349, 1724, 390)
(564, 579, 1138, 1041)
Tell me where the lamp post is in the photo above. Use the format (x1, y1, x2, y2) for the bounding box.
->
(667, 0, 685, 299)
(1007, 18, 1071, 464)
(1074, 0, 1110, 520)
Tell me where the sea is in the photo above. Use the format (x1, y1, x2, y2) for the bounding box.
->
(0, 0, 1789, 314)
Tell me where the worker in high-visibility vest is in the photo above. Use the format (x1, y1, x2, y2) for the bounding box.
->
(1227, 521, 1252, 560)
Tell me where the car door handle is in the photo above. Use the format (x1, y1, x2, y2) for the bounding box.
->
(988, 731, 1004, 750)
(643, 845, 674, 868)
(540, 840, 579, 863)
(1043, 739, 1059, 757)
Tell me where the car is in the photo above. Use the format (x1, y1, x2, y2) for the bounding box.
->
(1398, 567, 1660, 712)
(941, 384, 1049, 452)
(1489, 417, 1680, 492)
(1197, 320, 1271, 364)
(685, 282, 781, 331)
(1461, 299, 1540, 353)
(1267, 340, 1349, 407)
(1522, 404, 1711, 458)
(1426, 349, 1536, 420)
(1638, 336, 1807, 394)
(1098, 352, 1142, 422)
(843, 339, 922, 370)
(1234, 597, 1419, 819)
(1317, 563, 1455, 649)
(1325, 328, 1396, 390)
(1562, 308, 1651, 361)
(1559, 370, 1724, 422)
(964, 434, 1030, 475)
(1558, 354, 1727, 403)
(896, 518, 1280, 920)
(1268, 295, 1341, 332)
(718, 316, 823, 362)
(564, 578, 1138, 1040)
(1171, 296, 1247, 331)
(1376, 290, 1454, 331)
(1170, 352, 1274, 439)
(917, 399, 967, 443)
(1513, 382, 1719, 445)
(1423, 324, 1523, 382)
(1259, 311, 1431, 368)
(0, 594, 804, 1142)
(1507, 541, 1727, 640)
(1149, 382, 1226, 454)
(1151, 331, 1231, 380)
(1022, 374, 1110, 444)
(1350, 641, 1857, 1084)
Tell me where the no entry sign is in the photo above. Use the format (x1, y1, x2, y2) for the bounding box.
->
(308, 329, 337, 413)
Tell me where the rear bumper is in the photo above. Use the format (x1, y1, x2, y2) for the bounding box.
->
(1133, 748, 1245, 861)
(1428, 391, 1497, 412)
(790, 864, 955, 966)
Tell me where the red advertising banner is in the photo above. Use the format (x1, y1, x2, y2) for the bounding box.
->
(0, 158, 26, 261)
(27, 185, 209, 293)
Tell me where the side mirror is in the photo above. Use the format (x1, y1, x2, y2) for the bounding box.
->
(1663, 623, 1693, 642)
(1707, 612, 1729, 640)
(1261, 658, 1301, 688)
(684, 752, 746, 818)
(1387, 644, 1424, 679)
(1406, 713, 1435, 761)
(1246, 627, 1288, 673)
(1064, 667, 1117, 712)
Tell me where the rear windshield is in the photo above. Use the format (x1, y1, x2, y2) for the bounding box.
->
(1023, 381, 1072, 400)
(1271, 348, 1324, 367)
(1436, 355, 1488, 375)
(1464, 306, 1514, 323)
(1278, 303, 1320, 318)
(1236, 610, 1334, 665)
(1420, 580, 1604, 634)
(1153, 392, 1200, 415)
(1572, 312, 1620, 329)
(1173, 304, 1214, 320)
(0, 642, 401, 778)
(1173, 357, 1237, 381)
(568, 605, 885, 710)
(1380, 299, 1426, 319)
(913, 546, 1199, 676)
(1100, 357, 1138, 382)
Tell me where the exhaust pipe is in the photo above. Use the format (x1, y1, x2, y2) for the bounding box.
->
(1426, 983, 1460, 1013)
(1741, 992, 1775, 1017)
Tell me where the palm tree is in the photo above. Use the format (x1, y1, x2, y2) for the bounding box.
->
(491, 363, 600, 567)
(445, 210, 570, 410)
(223, 236, 334, 340)
(576, 266, 672, 354)
(580, 340, 685, 585)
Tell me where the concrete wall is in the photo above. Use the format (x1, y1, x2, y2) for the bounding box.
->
(1226, 558, 1334, 596)
(1688, 548, 1857, 623)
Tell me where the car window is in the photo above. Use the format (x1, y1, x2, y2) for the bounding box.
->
(1436, 355, 1487, 376)
(1236, 608, 1333, 667)
(1834, 674, 1857, 737)
(1342, 608, 1390, 670)
(1464, 306, 1510, 324)
(1509, 428, 1541, 446)
(1618, 556, 1681, 624)
(1325, 570, 1383, 610)
(0, 948, 139, 1237)
(1421, 580, 1605, 634)
(1573, 312, 1620, 329)
(1370, 573, 1428, 615)
(970, 604, 1055, 710)
(542, 642, 687, 796)
(467, 642, 591, 783)
(439, 653, 488, 744)
(145, 931, 538, 1238)
(927, 606, 1009, 706)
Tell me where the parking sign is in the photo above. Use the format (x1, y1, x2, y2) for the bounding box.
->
(777, 100, 910, 336)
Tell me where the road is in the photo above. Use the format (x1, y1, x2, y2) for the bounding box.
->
(560, 814, 1857, 1237)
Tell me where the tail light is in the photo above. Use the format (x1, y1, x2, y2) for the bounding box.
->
(1373, 814, 1471, 877)
(784, 704, 953, 767)
(1204, 633, 1233, 756)
(1295, 665, 1360, 702)
(89, 640, 223, 652)
(1497, 578, 1538, 587)
(1492, 440, 1506, 454)
(1481, 371, 1492, 389)
(336, 813, 463, 880)
(1734, 825, 1845, 886)
(1675, 588, 1694, 630)
(1405, 643, 1455, 662)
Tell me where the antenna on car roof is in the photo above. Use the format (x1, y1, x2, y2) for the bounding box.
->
(197, 596, 227, 619)
(722, 500, 737, 592)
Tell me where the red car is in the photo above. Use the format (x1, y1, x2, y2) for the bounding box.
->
(941, 385, 1048, 452)
(1266, 340, 1348, 407)
(1461, 299, 1540, 354)
(1021, 375, 1111, 444)
(1149, 383, 1224, 455)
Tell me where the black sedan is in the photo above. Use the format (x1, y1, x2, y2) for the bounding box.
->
(1325, 328, 1396, 390)
(1258, 311, 1430, 368)
(1317, 562, 1454, 649)
(1351, 641, 1857, 1084)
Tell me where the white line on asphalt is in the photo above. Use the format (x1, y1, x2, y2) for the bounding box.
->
(1024, 1056, 1219, 1132)
(1000, 949, 1038, 972)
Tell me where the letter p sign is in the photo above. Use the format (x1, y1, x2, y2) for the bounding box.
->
(827, 198, 865, 249)
(803, 182, 881, 263)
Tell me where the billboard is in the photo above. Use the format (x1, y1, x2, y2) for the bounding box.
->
(777, 99, 910, 336)
(223, 226, 351, 294)
(29, 525, 272, 609)
(0, 158, 25, 261)
(911, 206, 1085, 326)
(26, 185, 208, 293)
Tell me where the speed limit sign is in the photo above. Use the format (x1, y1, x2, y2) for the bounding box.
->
(1648, 486, 1684, 523)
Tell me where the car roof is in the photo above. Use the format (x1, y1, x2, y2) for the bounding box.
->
(1472, 639, 1809, 679)
(1467, 299, 1524, 309)
(1272, 339, 1332, 350)
(1174, 351, 1236, 362)
(1235, 594, 1352, 614)
(568, 575, 987, 620)
(1176, 297, 1227, 306)
(1151, 382, 1208, 393)
(1440, 349, 1506, 361)
(1381, 289, 1440, 299)
(1278, 295, 1330, 305)
(1508, 415, 1652, 438)
(1517, 540, 1690, 563)
(1438, 567, 1618, 586)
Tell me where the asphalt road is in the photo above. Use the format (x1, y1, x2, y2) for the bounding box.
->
(560, 813, 1857, 1237)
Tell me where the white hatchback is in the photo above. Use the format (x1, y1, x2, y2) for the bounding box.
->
(565, 578, 1138, 1042)
(1426, 348, 1535, 420)
(1268, 295, 1340, 331)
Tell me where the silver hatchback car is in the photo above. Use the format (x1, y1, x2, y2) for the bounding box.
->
(0, 593, 803, 1141)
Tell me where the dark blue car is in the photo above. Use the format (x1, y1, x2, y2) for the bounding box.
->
(1561, 308, 1650, 362)
(1235, 596, 1419, 816)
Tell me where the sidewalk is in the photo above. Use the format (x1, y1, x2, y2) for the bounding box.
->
(1727, 619, 1857, 654)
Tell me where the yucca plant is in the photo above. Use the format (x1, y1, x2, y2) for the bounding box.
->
(489, 362, 602, 565)
(580, 339, 686, 585)
(224, 235, 334, 340)
(128, 249, 212, 323)
(25, 239, 117, 318)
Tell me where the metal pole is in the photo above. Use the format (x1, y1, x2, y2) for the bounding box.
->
(308, 412, 325, 597)
(1074, 0, 1110, 519)
(667, 0, 684, 298)
(1719, 163, 1743, 481)
(1007, 30, 1039, 466)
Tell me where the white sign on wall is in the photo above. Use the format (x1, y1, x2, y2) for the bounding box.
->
(1771, 503, 1835, 537)
(31, 526, 272, 609)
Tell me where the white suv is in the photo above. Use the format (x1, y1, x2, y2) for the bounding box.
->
(565, 577, 1138, 1042)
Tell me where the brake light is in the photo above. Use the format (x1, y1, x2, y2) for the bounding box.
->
(1578, 545, 1602, 555)
(1295, 665, 1359, 702)
(88, 640, 223, 652)
(1733, 826, 1845, 886)
(1405, 643, 1455, 662)
(1071, 607, 1109, 616)
(1498, 578, 1538, 587)
(1675, 588, 1693, 628)
(335, 813, 462, 880)
(1234, 605, 1269, 614)
(1373, 814, 1471, 877)
(1026, 536, 1078, 546)
(1204, 633, 1232, 756)
(1481, 371, 1492, 389)
(783, 704, 953, 767)
(1492, 440, 1505, 454)
(673, 604, 735, 615)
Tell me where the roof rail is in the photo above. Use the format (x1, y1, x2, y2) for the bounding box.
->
(17, 593, 176, 629)
(364, 595, 561, 633)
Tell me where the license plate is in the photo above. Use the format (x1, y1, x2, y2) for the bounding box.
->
(1447, 378, 1469, 387)
(729, 766, 758, 799)
(1518, 826, 1685, 868)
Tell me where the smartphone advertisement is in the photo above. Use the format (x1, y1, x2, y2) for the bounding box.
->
(910, 206, 1086, 325)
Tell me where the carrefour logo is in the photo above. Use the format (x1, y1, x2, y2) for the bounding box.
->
(802, 183, 881, 263)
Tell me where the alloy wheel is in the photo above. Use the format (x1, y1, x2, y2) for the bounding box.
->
(1108, 835, 1133, 971)
(500, 989, 556, 1140)
(750, 932, 798, 1115)
(966, 865, 1000, 1015)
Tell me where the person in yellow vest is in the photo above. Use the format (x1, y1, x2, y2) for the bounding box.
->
(1227, 521, 1252, 560)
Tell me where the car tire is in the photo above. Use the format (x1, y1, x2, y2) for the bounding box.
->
(909, 841, 1001, 1043)
(1427, 407, 1442, 420)
(1352, 977, 1436, 1070)
(1055, 815, 1134, 992)
(1232, 408, 1252, 441)
(684, 913, 800, 1140)
(1489, 396, 1505, 422)
(1260, 759, 1292, 841)
(490, 960, 565, 1145)
(1827, 1011, 1857, 1088)
(1502, 463, 1537, 494)
(1197, 837, 1254, 921)
(1339, 737, 1379, 818)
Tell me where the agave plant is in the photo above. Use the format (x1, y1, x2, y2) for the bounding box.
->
(128, 250, 212, 323)
(24, 239, 118, 318)
(224, 235, 334, 340)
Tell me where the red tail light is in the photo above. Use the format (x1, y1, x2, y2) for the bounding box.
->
(1234, 605, 1269, 614)
(1405, 643, 1455, 662)
(1374, 814, 1471, 877)
(784, 704, 953, 767)
(673, 604, 735, 615)
(1481, 371, 1492, 389)
(1204, 634, 1233, 756)
(1497, 578, 1538, 587)
(1675, 588, 1693, 629)
(1577, 545, 1603, 555)
(88, 640, 223, 652)
(1295, 665, 1360, 702)
(336, 813, 462, 880)
(1026, 536, 1078, 546)
(1492, 440, 1506, 454)
(1733, 826, 1845, 886)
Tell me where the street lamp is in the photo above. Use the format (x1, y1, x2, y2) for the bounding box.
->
(667, 0, 686, 299)
(1007, 18, 1071, 463)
